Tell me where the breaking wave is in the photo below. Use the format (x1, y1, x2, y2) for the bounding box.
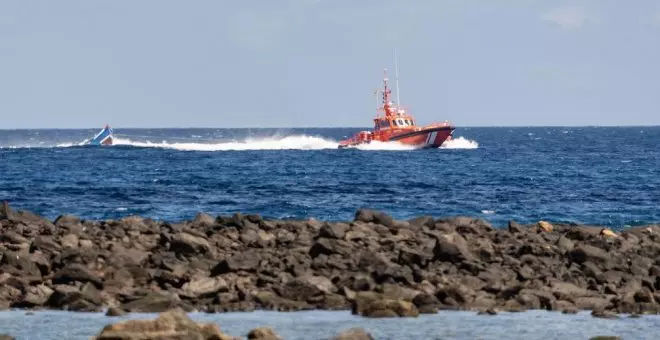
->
(441, 136, 479, 149)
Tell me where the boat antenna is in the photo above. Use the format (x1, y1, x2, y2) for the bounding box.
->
(394, 48, 400, 106)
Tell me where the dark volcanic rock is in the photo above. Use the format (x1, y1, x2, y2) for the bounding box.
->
(120, 292, 190, 313)
(1, 203, 659, 317)
(433, 232, 474, 263)
(52, 264, 103, 288)
(211, 251, 261, 275)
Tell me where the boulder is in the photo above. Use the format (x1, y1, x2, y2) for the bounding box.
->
(170, 232, 211, 255)
(277, 276, 336, 301)
(60, 233, 79, 249)
(331, 328, 375, 340)
(508, 221, 524, 233)
(537, 221, 553, 232)
(181, 277, 229, 298)
(309, 238, 355, 258)
(52, 263, 103, 288)
(319, 223, 349, 240)
(433, 232, 473, 263)
(211, 252, 261, 275)
(106, 307, 127, 317)
(17, 284, 54, 307)
(92, 308, 235, 340)
(247, 327, 282, 340)
(568, 245, 612, 267)
(357, 298, 419, 318)
(354, 209, 395, 228)
(120, 292, 188, 313)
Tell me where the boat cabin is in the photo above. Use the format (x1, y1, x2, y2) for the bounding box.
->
(373, 105, 417, 131)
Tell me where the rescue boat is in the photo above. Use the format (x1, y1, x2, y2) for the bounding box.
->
(338, 64, 454, 149)
(87, 124, 114, 145)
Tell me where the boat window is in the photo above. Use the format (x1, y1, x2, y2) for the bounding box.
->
(391, 120, 398, 127)
(397, 118, 406, 126)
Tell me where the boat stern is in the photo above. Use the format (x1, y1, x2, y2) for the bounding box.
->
(338, 131, 372, 149)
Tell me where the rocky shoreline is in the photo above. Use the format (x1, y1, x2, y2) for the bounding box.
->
(1, 202, 660, 319)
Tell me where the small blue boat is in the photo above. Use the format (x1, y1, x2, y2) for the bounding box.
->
(87, 124, 114, 145)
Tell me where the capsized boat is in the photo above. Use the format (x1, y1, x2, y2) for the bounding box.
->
(338, 66, 454, 149)
(87, 124, 114, 145)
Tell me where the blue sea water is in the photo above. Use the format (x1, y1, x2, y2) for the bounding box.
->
(0, 309, 656, 340)
(0, 127, 658, 229)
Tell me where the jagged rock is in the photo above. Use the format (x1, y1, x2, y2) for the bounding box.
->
(277, 276, 336, 301)
(170, 232, 212, 255)
(433, 232, 474, 263)
(0, 207, 658, 318)
(211, 251, 261, 275)
(181, 276, 229, 298)
(319, 223, 349, 240)
(569, 245, 612, 267)
(309, 238, 354, 257)
(0, 251, 42, 277)
(18, 284, 54, 307)
(0, 201, 12, 220)
(52, 263, 103, 288)
(508, 221, 524, 233)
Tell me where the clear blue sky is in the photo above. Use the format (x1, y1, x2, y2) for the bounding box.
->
(1, 0, 659, 128)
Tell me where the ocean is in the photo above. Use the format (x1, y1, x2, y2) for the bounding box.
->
(0, 309, 656, 340)
(0, 127, 658, 229)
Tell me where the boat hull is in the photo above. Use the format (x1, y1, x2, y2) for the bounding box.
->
(87, 126, 114, 146)
(339, 125, 454, 149)
(388, 126, 454, 148)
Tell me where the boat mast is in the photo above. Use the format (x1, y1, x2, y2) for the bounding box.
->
(394, 49, 400, 107)
(382, 68, 393, 117)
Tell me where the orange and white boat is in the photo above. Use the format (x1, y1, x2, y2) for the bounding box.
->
(338, 61, 454, 149)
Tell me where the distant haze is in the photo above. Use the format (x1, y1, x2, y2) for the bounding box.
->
(1, 0, 659, 128)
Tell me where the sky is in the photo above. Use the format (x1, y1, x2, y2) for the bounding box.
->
(1, 0, 659, 128)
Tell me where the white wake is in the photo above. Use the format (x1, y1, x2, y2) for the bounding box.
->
(111, 135, 338, 151)
(441, 136, 479, 149)
(3, 134, 479, 151)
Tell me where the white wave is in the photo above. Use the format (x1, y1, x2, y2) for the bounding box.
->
(112, 135, 338, 151)
(55, 140, 88, 148)
(440, 136, 479, 149)
(481, 210, 495, 214)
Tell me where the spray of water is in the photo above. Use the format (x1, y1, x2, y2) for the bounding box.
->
(4, 134, 479, 151)
(441, 136, 479, 149)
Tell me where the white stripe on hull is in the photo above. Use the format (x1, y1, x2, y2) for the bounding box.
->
(426, 131, 438, 146)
